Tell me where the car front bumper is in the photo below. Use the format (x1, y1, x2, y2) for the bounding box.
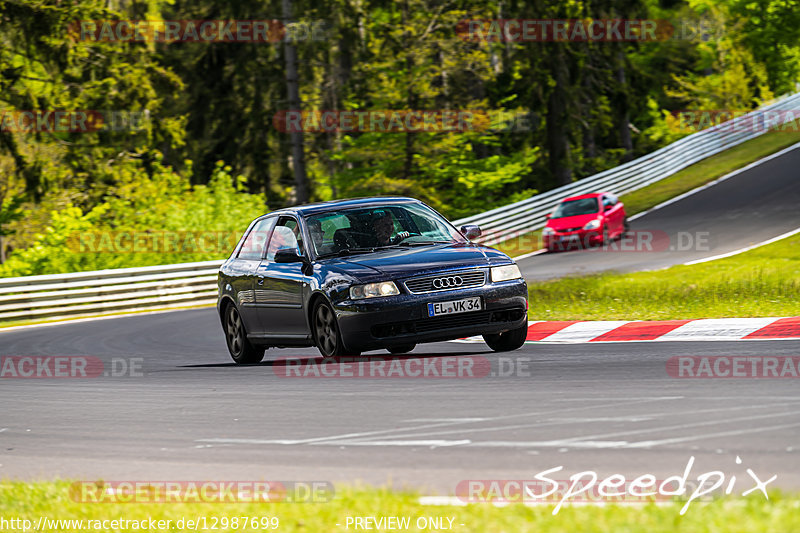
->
(333, 279, 528, 352)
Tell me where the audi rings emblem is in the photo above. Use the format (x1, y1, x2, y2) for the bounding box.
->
(432, 276, 464, 289)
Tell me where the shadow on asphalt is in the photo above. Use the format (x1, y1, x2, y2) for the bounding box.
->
(179, 349, 493, 369)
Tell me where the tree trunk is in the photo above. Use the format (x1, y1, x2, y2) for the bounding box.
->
(546, 44, 572, 186)
(616, 50, 633, 159)
(282, 0, 309, 204)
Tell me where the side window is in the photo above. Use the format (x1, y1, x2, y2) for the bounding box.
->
(266, 216, 303, 261)
(237, 217, 276, 260)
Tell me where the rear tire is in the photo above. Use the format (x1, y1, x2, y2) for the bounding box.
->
(387, 344, 415, 354)
(224, 304, 265, 364)
(483, 323, 528, 352)
(623, 217, 630, 234)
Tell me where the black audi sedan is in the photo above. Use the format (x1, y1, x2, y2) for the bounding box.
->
(217, 197, 528, 363)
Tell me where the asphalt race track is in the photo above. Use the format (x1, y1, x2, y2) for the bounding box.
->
(2, 308, 798, 494)
(518, 144, 800, 280)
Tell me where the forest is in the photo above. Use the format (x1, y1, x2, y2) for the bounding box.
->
(1, 0, 798, 275)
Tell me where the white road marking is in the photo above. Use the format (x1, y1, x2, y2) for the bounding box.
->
(403, 418, 488, 423)
(197, 397, 680, 447)
(313, 439, 472, 447)
(628, 141, 800, 222)
(625, 421, 800, 449)
(340, 403, 800, 449)
(512, 248, 548, 261)
(200, 400, 796, 451)
(684, 226, 800, 265)
(320, 439, 624, 449)
(659, 317, 778, 341)
(538, 320, 631, 342)
(0, 305, 214, 333)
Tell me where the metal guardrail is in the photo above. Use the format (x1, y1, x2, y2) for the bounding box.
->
(0, 260, 223, 322)
(2, 92, 799, 323)
(453, 92, 800, 245)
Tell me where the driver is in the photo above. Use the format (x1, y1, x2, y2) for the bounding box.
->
(308, 219, 324, 246)
(370, 210, 409, 246)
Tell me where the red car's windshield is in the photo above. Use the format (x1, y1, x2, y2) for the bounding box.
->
(551, 198, 600, 218)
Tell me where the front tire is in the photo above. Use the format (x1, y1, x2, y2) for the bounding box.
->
(224, 304, 265, 364)
(483, 323, 528, 352)
(313, 300, 359, 357)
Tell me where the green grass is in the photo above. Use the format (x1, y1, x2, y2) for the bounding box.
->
(528, 232, 800, 321)
(494, 120, 800, 258)
(1, 481, 799, 532)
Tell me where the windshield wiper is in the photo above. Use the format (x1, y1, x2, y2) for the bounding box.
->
(397, 240, 453, 246)
(317, 248, 376, 258)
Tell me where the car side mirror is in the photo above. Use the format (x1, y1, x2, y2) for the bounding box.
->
(274, 249, 305, 263)
(605, 204, 613, 211)
(460, 224, 482, 240)
(545, 213, 551, 219)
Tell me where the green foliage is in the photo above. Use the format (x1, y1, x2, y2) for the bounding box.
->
(0, 160, 265, 276)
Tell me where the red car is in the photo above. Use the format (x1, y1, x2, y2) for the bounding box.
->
(542, 192, 629, 252)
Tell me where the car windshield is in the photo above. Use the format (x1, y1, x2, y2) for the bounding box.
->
(306, 203, 466, 257)
(551, 197, 600, 218)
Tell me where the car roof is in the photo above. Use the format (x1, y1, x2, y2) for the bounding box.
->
(261, 196, 421, 218)
(560, 192, 609, 202)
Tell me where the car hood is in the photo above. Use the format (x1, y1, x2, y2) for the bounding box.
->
(323, 243, 508, 279)
(546, 213, 600, 230)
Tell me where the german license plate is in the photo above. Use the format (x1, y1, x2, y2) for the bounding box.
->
(427, 297, 482, 317)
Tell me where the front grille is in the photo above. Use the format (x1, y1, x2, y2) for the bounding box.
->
(370, 308, 526, 338)
(404, 270, 486, 294)
(557, 226, 583, 233)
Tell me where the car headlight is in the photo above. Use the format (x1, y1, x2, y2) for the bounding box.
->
(349, 281, 400, 299)
(583, 219, 601, 230)
(491, 264, 522, 282)
(542, 227, 555, 236)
